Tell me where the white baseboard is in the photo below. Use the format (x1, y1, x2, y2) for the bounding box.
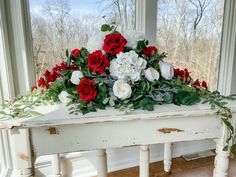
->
(34, 139, 215, 177)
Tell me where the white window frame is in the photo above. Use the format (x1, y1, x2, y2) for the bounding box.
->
(0, 0, 35, 100)
(0, 0, 236, 176)
(217, 0, 236, 95)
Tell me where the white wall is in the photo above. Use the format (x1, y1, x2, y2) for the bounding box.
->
(35, 140, 215, 177)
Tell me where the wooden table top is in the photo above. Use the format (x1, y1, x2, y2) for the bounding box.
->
(1, 101, 236, 129)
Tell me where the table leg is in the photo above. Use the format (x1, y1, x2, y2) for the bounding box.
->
(140, 145, 149, 177)
(96, 149, 108, 177)
(164, 143, 172, 173)
(51, 154, 61, 177)
(213, 140, 230, 177)
(213, 123, 230, 177)
(9, 128, 35, 177)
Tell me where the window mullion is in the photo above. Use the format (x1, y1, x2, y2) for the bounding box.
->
(4, 0, 35, 96)
(135, 0, 157, 45)
(0, 0, 15, 101)
(218, 0, 236, 95)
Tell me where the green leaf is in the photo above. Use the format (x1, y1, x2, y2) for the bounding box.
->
(103, 98, 109, 104)
(0, 111, 7, 115)
(231, 144, 236, 153)
(109, 99, 115, 107)
(163, 92, 173, 104)
(101, 24, 111, 32)
(111, 96, 118, 101)
(30, 111, 43, 116)
(136, 40, 147, 52)
(223, 146, 229, 151)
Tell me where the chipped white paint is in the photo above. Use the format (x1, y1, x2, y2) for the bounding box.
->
(164, 143, 172, 173)
(96, 149, 108, 177)
(9, 128, 34, 177)
(0, 102, 235, 177)
(51, 154, 61, 177)
(140, 145, 149, 177)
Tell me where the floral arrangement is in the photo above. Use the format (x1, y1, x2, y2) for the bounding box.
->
(0, 24, 236, 153)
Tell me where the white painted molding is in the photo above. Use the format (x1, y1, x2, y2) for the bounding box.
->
(135, 0, 157, 45)
(0, 130, 13, 177)
(218, 0, 236, 95)
(0, 0, 15, 100)
(4, 0, 35, 95)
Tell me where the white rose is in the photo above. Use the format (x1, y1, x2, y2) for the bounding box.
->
(58, 91, 71, 104)
(113, 80, 132, 100)
(144, 68, 160, 82)
(159, 61, 174, 80)
(123, 30, 145, 49)
(70, 70, 84, 85)
(86, 31, 106, 52)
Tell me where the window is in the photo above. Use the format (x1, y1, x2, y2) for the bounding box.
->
(156, 0, 224, 90)
(29, 0, 135, 79)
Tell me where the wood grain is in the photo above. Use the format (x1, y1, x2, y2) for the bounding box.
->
(94, 156, 236, 177)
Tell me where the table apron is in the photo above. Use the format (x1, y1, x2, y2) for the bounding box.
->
(30, 115, 222, 157)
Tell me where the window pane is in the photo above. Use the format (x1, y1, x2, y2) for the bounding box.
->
(156, 0, 224, 90)
(29, 0, 135, 79)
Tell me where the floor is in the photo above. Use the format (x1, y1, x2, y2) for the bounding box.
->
(98, 156, 236, 177)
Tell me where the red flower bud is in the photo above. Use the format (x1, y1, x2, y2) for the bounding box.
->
(71, 48, 81, 58)
(202, 81, 208, 89)
(31, 86, 37, 91)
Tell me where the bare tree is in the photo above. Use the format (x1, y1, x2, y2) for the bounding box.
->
(188, 0, 209, 38)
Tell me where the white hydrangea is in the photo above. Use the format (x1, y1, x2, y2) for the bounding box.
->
(123, 30, 145, 49)
(86, 31, 106, 52)
(110, 50, 147, 82)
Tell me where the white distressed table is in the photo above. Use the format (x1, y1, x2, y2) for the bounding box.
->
(0, 102, 236, 177)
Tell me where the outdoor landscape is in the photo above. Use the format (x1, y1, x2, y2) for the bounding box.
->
(29, 0, 224, 90)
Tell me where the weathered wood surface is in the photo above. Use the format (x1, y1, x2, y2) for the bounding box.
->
(0, 101, 235, 177)
(0, 101, 236, 129)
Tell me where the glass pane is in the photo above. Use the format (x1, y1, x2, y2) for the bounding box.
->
(156, 0, 224, 90)
(29, 0, 135, 79)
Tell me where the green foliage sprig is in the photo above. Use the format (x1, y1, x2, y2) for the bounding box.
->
(0, 89, 56, 119)
(201, 91, 236, 153)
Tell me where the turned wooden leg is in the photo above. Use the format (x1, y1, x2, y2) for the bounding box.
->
(213, 123, 231, 177)
(9, 128, 35, 177)
(96, 149, 108, 177)
(51, 154, 61, 177)
(164, 143, 172, 173)
(140, 145, 150, 177)
(213, 140, 230, 177)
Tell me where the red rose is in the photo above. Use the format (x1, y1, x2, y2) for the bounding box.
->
(103, 33, 127, 55)
(71, 48, 81, 58)
(77, 78, 97, 102)
(193, 79, 201, 88)
(202, 81, 208, 89)
(142, 46, 158, 58)
(88, 50, 110, 74)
